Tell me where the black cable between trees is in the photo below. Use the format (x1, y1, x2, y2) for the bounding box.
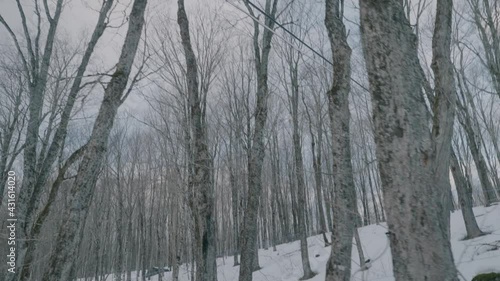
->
(246, 0, 334, 67)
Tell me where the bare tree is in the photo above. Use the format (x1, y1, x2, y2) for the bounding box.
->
(324, 0, 358, 280)
(238, 1, 279, 280)
(454, 49, 499, 204)
(40, 0, 148, 279)
(467, 0, 500, 98)
(0, 58, 26, 205)
(450, 149, 484, 239)
(274, 11, 315, 277)
(177, 1, 217, 280)
(0, 1, 120, 279)
(359, 0, 459, 279)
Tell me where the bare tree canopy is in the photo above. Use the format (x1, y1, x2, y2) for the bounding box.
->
(0, 0, 499, 281)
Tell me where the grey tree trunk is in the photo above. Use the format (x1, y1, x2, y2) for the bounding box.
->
(455, 99, 498, 205)
(115, 152, 124, 281)
(172, 255, 181, 281)
(229, 148, 240, 266)
(304, 101, 330, 245)
(177, 1, 217, 280)
(40, 0, 147, 279)
(451, 149, 484, 239)
(312, 131, 329, 245)
(430, 0, 459, 240)
(1, 1, 63, 279)
(238, 1, 278, 281)
(290, 59, 315, 279)
(353, 226, 366, 270)
(324, 1, 358, 281)
(3, 1, 116, 280)
(469, 0, 500, 98)
(359, 0, 459, 280)
(0, 81, 23, 207)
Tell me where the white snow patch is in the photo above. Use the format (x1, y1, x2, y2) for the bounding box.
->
(80, 204, 500, 281)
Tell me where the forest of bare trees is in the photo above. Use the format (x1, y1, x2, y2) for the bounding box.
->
(0, 0, 499, 281)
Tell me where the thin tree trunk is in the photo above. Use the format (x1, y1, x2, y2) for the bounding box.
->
(305, 105, 329, 245)
(353, 226, 366, 270)
(451, 149, 484, 239)
(238, 1, 279, 280)
(288, 159, 300, 237)
(456, 103, 498, 205)
(290, 58, 315, 280)
(230, 156, 240, 266)
(367, 165, 380, 223)
(115, 153, 124, 281)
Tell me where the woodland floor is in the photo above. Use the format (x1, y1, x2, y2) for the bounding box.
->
(83, 204, 500, 281)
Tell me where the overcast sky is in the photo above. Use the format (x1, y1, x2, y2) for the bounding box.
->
(0, 0, 236, 118)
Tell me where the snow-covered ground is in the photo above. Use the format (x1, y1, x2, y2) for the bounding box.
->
(85, 204, 500, 281)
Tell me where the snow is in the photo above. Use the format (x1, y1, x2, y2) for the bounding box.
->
(82, 204, 500, 281)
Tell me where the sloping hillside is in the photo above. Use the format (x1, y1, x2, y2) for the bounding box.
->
(82, 204, 500, 281)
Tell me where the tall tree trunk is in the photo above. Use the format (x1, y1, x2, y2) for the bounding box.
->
(430, 0, 458, 241)
(371, 166, 386, 221)
(359, 176, 370, 226)
(290, 59, 315, 279)
(5, 1, 63, 279)
(10, 1, 116, 279)
(455, 103, 498, 205)
(115, 155, 124, 281)
(40, 1, 147, 279)
(324, 1, 358, 280)
(451, 149, 484, 239)
(312, 133, 329, 245)
(359, 0, 459, 280)
(177, 1, 217, 280)
(288, 159, 300, 237)
(305, 106, 329, 245)
(229, 153, 240, 266)
(469, 0, 500, 98)
(126, 215, 134, 281)
(367, 164, 380, 223)
(238, 1, 278, 280)
(353, 226, 366, 270)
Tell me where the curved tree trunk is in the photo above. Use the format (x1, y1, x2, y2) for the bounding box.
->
(40, 0, 147, 279)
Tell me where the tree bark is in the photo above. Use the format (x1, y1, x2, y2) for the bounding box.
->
(229, 147, 240, 266)
(2, 1, 63, 279)
(177, 1, 218, 281)
(455, 100, 498, 205)
(353, 226, 366, 270)
(324, 0, 358, 280)
(451, 149, 484, 239)
(304, 101, 330, 245)
(290, 58, 315, 279)
(6, 1, 115, 279)
(238, 1, 278, 280)
(40, 0, 147, 279)
(469, 0, 500, 98)
(359, 0, 459, 280)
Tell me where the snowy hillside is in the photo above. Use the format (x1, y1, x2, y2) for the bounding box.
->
(81, 204, 500, 281)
